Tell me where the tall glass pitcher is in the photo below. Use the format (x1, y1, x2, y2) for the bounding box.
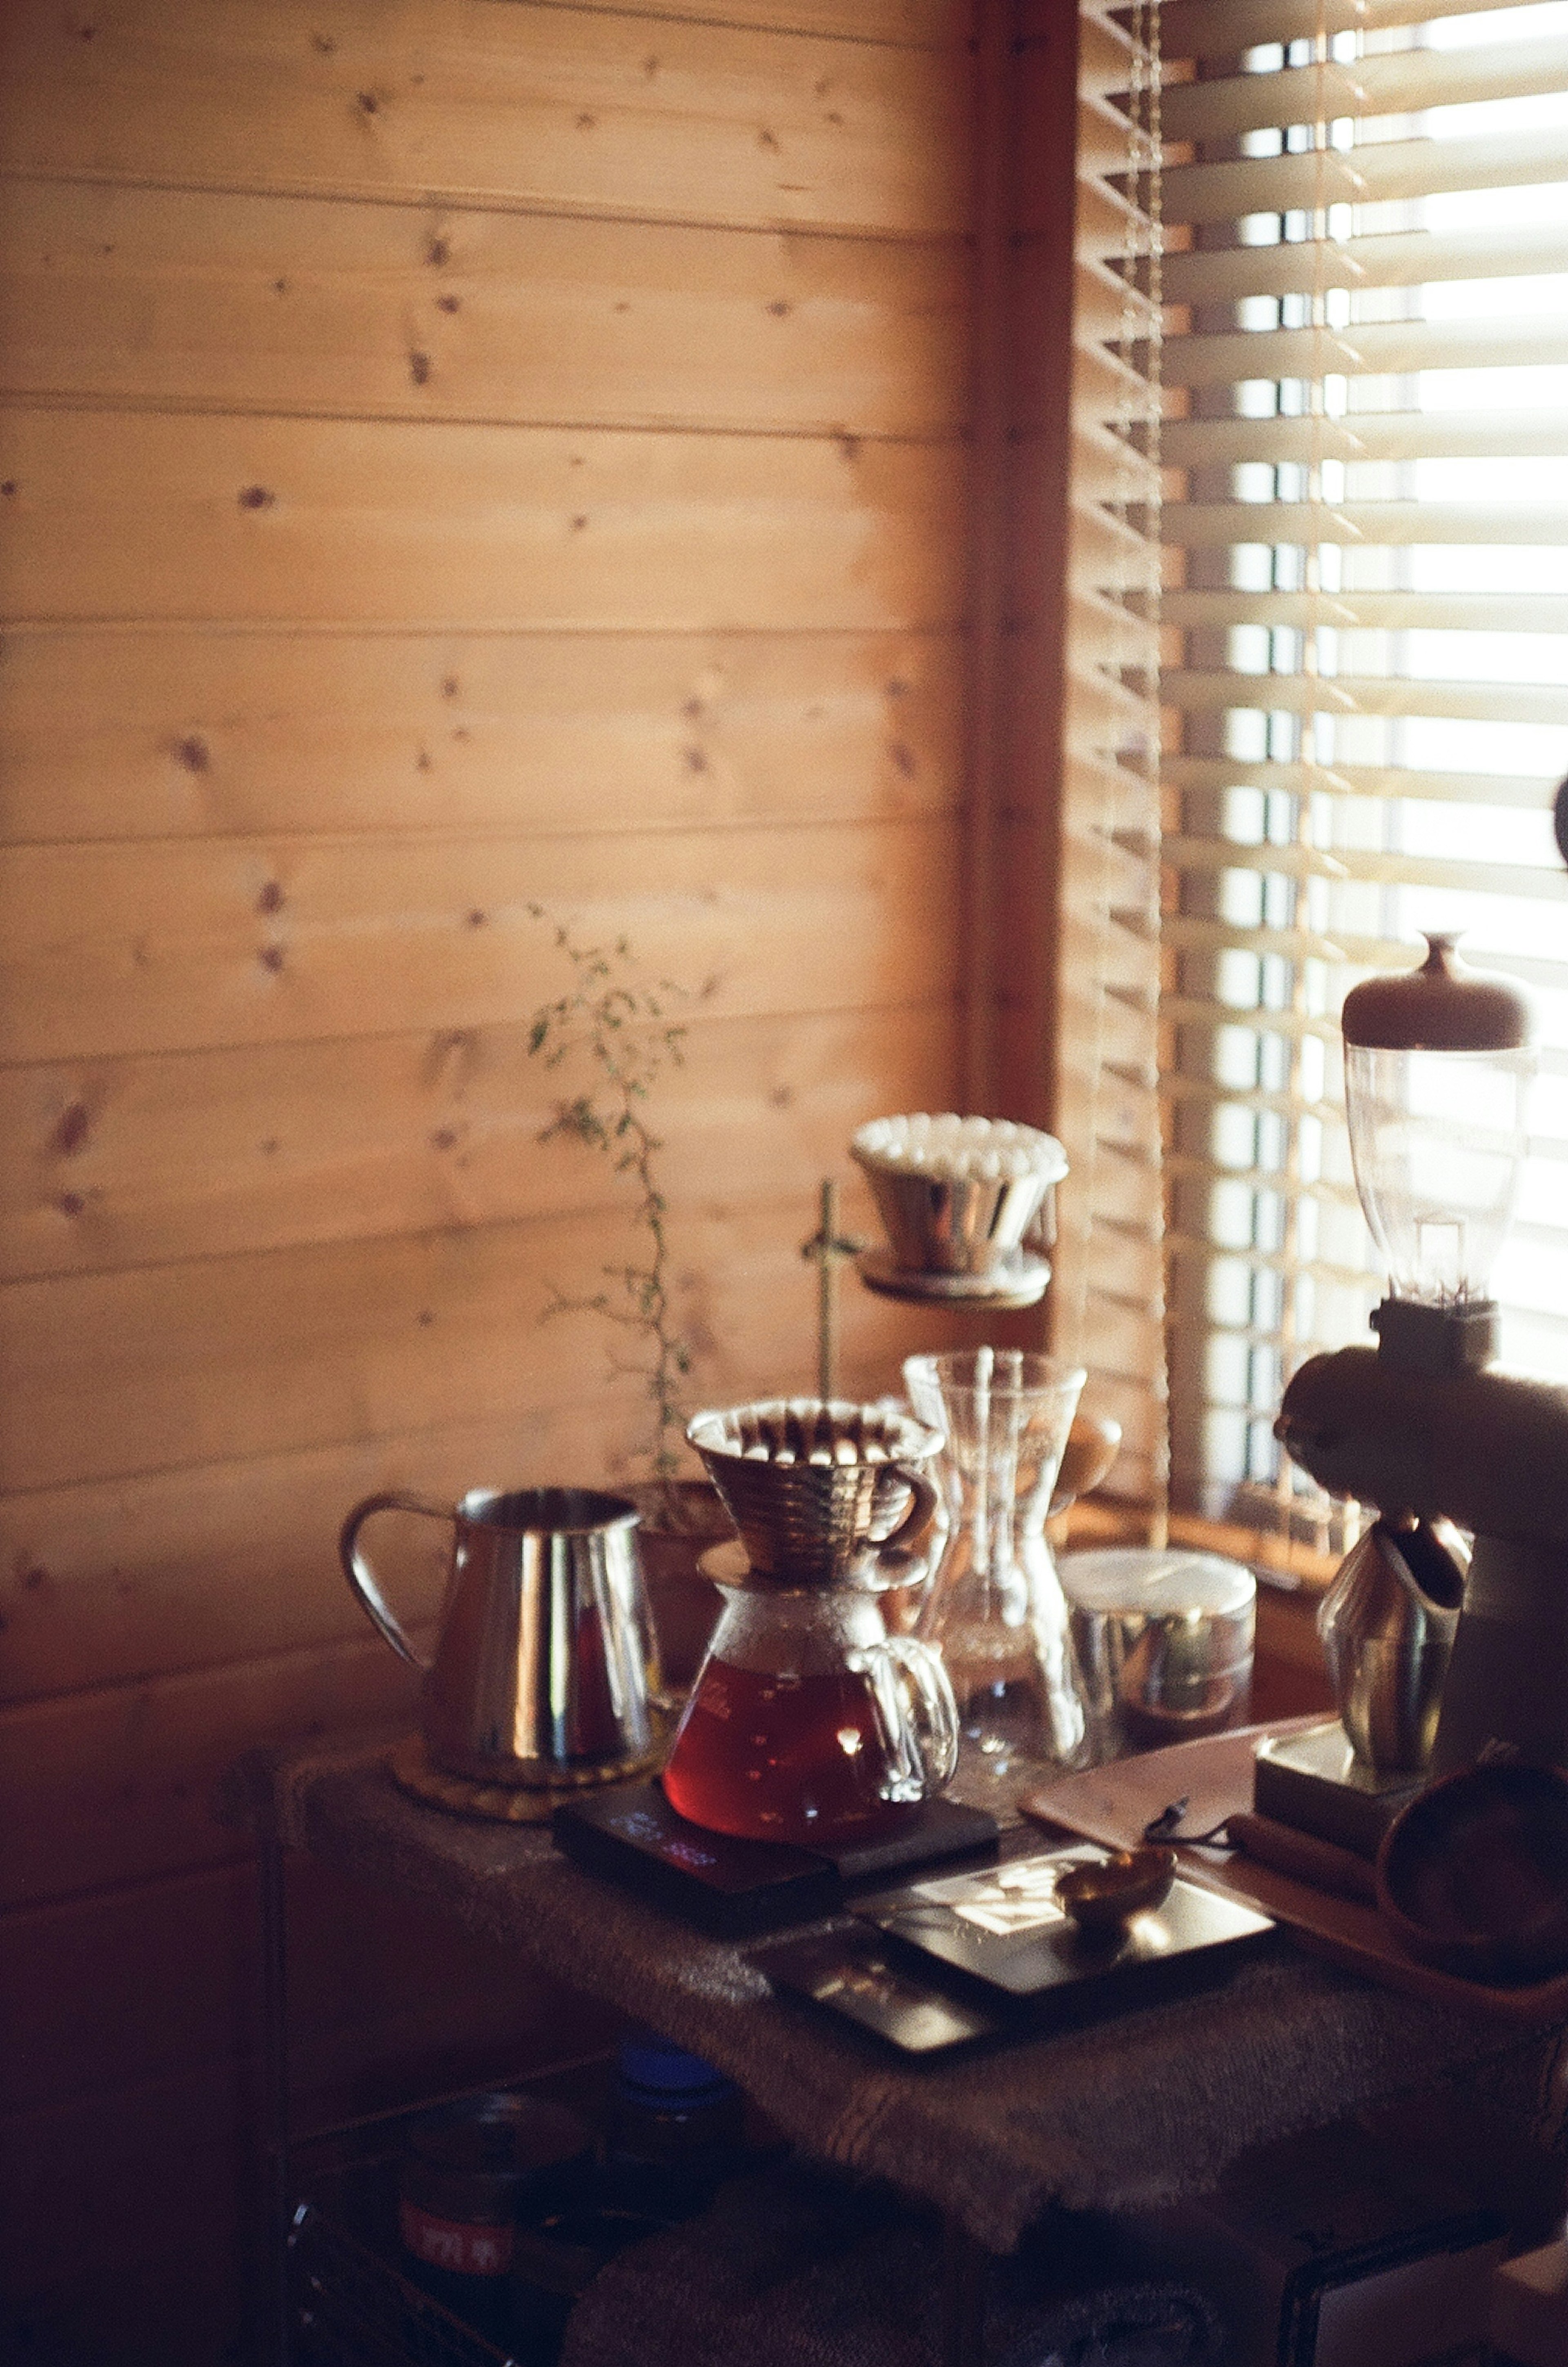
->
(904, 1348, 1089, 1785)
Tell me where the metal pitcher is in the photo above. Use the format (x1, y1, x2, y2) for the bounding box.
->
(340, 1487, 657, 1786)
(1317, 1514, 1468, 1774)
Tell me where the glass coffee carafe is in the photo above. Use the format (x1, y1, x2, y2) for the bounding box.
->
(661, 1399, 960, 1848)
(904, 1348, 1091, 1786)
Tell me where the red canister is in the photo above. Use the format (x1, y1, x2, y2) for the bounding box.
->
(399, 2091, 592, 2332)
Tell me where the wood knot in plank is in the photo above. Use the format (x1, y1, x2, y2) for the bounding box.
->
(53, 1103, 91, 1157)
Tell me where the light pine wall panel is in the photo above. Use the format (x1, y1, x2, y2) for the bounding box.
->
(0, 182, 967, 436)
(0, 1004, 961, 1286)
(0, 1199, 945, 1500)
(0, 0, 971, 236)
(0, 0, 978, 2331)
(0, 816, 959, 1062)
(0, 627, 959, 844)
(0, 413, 963, 626)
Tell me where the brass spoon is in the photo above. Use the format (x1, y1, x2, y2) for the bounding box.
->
(1056, 1846, 1176, 1937)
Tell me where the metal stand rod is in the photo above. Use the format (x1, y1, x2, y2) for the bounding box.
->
(801, 1176, 863, 1400)
(258, 1816, 292, 2367)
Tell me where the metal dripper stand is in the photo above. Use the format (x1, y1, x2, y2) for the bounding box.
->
(1263, 932, 1568, 1858)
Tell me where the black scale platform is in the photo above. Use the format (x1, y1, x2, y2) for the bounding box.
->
(552, 1781, 999, 1938)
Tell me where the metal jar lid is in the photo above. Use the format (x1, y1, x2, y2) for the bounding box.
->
(1059, 1547, 1256, 1622)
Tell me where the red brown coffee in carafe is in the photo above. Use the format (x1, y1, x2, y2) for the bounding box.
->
(662, 1399, 960, 1846)
(664, 1603, 938, 1844)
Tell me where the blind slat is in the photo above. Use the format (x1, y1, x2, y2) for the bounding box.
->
(1166, 758, 1562, 813)
(1161, 994, 1341, 1042)
(1160, 410, 1568, 469)
(1160, 125, 1568, 229)
(1153, 36, 1568, 147)
(1158, 500, 1568, 551)
(1168, 834, 1568, 907)
(1163, 671, 1568, 729)
(1160, 223, 1568, 310)
(1165, 832, 1348, 884)
(1165, 1152, 1362, 1211)
(1164, 914, 1348, 961)
(1161, 317, 1568, 390)
(1153, 0, 1555, 68)
(1167, 1234, 1372, 1291)
(1162, 589, 1568, 635)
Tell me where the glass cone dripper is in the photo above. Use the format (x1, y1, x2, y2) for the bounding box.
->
(903, 1347, 1089, 1787)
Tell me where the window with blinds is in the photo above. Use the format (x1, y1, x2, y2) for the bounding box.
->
(1148, 0, 1568, 1535)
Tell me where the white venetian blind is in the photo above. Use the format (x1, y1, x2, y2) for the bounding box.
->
(1145, 0, 1568, 1531)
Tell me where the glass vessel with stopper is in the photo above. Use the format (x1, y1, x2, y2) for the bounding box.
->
(1343, 932, 1532, 1371)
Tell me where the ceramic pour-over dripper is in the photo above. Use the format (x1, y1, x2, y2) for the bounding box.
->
(686, 1397, 944, 1587)
(851, 1114, 1068, 1278)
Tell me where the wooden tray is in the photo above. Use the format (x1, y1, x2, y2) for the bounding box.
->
(1022, 1721, 1568, 2026)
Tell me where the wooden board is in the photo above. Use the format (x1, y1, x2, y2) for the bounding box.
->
(0, 0, 971, 239)
(0, 1631, 420, 1909)
(0, 1195, 943, 1494)
(496, 0, 970, 37)
(0, 628, 961, 845)
(0, 1004, 959, 1283)
(0, 0, 980, 2335)
(1024, 1725, 1568, 2027)
(0, 1400, 632, 1706)
(0, 411, 965, 628)
(0, 815, 960, 1063)
(0, 180, 967, 437)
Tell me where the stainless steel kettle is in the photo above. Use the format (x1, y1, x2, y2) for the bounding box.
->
(340, 1486, 657, 1786)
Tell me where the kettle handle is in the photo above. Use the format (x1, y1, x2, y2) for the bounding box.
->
(339, 1491, 450, 1669)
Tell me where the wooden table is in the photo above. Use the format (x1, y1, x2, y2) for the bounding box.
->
(238, 1727, 1552, 2367)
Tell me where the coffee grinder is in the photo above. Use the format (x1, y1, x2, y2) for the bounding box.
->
(1265, 929, 1568, 1847)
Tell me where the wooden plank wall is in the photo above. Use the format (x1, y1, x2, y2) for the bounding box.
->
(0, 0, 979, 2347)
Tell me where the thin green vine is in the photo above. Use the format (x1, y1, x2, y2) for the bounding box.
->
(525, 906, 693, 1480)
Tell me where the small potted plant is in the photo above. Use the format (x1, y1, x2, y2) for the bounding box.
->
(525, 908, 732, 1683)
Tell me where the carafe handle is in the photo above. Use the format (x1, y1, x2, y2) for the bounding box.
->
(339, 1491, 450, 1669)
(878, 1634, 960, 1793)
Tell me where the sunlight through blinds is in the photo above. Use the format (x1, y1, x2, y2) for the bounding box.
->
(1139, 0, 1568, 1535)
